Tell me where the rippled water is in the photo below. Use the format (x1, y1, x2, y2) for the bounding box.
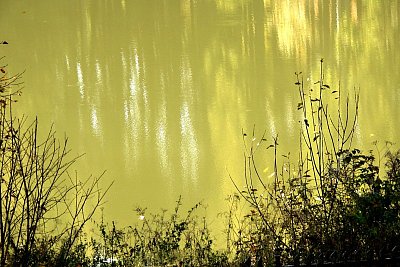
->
(1, 0, 399, 230)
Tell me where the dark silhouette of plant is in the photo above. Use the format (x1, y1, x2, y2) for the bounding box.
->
(89, 197, 229, 266)
(0, 59, 111, 266)
(230, 59, 400, 266)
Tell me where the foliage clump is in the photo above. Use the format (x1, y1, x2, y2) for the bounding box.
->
(230, 59, 400, 266)
(88, 197, 229, 266)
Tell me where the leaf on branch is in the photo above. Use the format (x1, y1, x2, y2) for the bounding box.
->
(332, 90, 338, 93)
(297, 102, 303, 110)
(295, 81, 301, 85)
(310, 98, 319, 102)
(304, 119, 309, 127)
(323, 84, 330, 89)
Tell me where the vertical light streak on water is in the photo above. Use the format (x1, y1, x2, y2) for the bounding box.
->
(335, 0, 340, 61)
(121, 0, 126, 13)
(273, 0, 310, 57)
(250, 11, 256, 37)
(181, 0, 192, 45)
(83, 3, 92, 47)
(122, 47, 142, 166)
(65, 55, 70, 71)
(179, 56, 198, 183)
(77, 62, 84, 99)
(142, 83, 150, 140)
(55, 63, 63, 82)
(121, 50, 127, 82)
(336, 1, 340, 34)
(120, 50, 130, 161)
(180, 103, 199, 183)
(134, 50, 150, 141)
(156, 117, 168, 172)
(90, 57, 103, 142)
(156, 73, 170, 176)
(90, 107, 101, 137)
(265, 98, 276, 138)
(95, 60, 102, 85)
(285, 98, 295, 139)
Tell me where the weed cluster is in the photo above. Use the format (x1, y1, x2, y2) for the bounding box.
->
(230, 60, 400, 266)
(86, 197, 228, 266)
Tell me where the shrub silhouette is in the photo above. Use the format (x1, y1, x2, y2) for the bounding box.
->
(231, 59, 400, 265)
(0, 59, 111, 266)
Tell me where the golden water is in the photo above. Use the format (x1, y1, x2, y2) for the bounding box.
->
(1, 0, 399, 235)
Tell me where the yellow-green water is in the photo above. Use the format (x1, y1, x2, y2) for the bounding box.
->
(1, 0, 399, 235)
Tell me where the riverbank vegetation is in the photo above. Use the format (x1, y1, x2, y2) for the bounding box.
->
(2, 59, 400, 266)
(0, 59, 111, 266)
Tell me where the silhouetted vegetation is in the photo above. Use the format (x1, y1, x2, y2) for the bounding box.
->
(2, 58, 400, 266)
(0, 59, 111, 266)
(228, 59, 400, 266)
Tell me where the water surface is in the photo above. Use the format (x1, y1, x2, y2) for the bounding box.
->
(1, 0, 399, 232)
